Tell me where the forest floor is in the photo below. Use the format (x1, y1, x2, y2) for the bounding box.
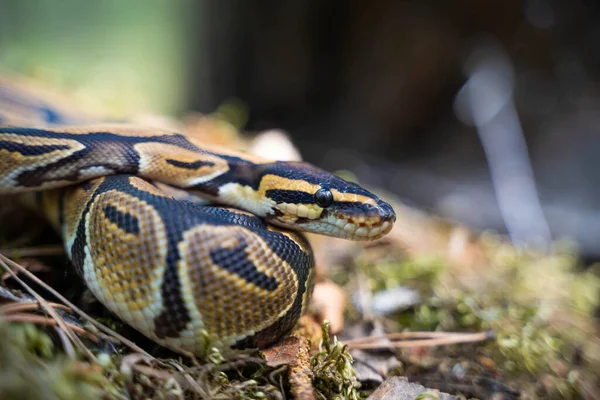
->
(0, 102, 598, 400)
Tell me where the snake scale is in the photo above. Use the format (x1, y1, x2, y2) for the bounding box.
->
(0, 76, 395, 355)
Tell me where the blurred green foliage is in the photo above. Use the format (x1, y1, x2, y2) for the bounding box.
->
(0, 0, 190, 116)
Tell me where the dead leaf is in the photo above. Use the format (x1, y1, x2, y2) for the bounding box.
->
(262, 336, 302, 367)
(262, 336, 316, 399)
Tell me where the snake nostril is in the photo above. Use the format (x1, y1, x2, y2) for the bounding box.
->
(376, 201, 396, 222)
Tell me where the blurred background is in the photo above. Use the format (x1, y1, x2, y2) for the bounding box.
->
(1, 0, 600, 259)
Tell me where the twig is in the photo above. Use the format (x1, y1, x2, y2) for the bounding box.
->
(344, 330, 489, 344)
(0, 301, 72, 315)
(168, 359, 210, 397)
(0, 256, 98, 361)
(345, 331, 492, 350)
(54, 326, 77, 359)
(1, 313, 98, 342)
(0, 253, 154, 359)
(0, 245, 65, 258)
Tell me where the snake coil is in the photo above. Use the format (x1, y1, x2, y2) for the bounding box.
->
(0, 78, 395, 355)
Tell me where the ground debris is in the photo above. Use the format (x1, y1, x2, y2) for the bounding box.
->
(310, 194, 600, 399)
(311, 321, 362, 400)
(1, 132, 599, 399)
(367, 376, 460, 400)
(288, 337, 316, 400)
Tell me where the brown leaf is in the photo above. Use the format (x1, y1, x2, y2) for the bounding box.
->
(262, 337, 316, 399)
(262, 336, 302, 367)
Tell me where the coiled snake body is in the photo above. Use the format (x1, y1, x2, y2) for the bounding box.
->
(0, 79, 395, 355)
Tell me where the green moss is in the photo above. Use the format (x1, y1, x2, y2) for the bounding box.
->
(352, 230, 599, 398)
(311, 321, 363, 400)
(366, 256, 446, 294)
(0, 322, 114, 400)
(398, 294, 486, 332)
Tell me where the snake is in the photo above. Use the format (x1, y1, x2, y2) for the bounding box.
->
(0, 77, 395, 355)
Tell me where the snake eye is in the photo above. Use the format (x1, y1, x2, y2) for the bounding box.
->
(314, 189, 334, 208)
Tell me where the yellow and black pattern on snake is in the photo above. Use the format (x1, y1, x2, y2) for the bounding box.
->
(31, 174, 314, 352)
(0, 126, 395, 240)
(0, 101, 395, 353)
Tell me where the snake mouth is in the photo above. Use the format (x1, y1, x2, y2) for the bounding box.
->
(270, 199, 396, 241)
(321, 200, 395, 240)
(322, 215, 394, 240)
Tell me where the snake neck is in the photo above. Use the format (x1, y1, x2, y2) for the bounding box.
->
(188, 160, 276, 218)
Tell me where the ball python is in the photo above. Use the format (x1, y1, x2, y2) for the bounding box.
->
(0, 78, 395, 355)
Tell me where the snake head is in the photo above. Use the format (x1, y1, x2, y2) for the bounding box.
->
(219, 161, 396, 240)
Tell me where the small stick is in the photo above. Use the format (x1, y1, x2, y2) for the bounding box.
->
(54, 326, 77, 359)
(0, 257, 97, 361)
(345, 331, 491, 350)
(1, 313, 99, 342)
(0, 301, 72, 315)
(0, 245, 65, 258)
(344, 330, 491, 345)
(0, 254, 154, 359)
